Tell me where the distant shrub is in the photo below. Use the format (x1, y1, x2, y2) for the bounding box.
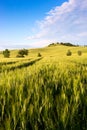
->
(38, 52, 42, 57)
(16, 49, 28, 58)
(77, 50, 82, 56)
(66, 50, 72, 56)
(3, 49, 10, 58)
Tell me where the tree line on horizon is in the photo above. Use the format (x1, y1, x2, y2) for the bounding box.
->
(48, 42, 79, 47)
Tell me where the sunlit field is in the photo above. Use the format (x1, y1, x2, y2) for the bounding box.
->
(0, 45, 87, 130)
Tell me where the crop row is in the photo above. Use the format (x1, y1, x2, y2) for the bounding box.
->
(0, 58, 42, 72)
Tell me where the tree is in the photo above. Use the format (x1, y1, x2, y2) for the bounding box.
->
(37, 52, 42, 57)
(66, 50, 72, 56)
(77, 50, 82, 56)
(3, 49, 10, 58)
(17, 49, 28, 57)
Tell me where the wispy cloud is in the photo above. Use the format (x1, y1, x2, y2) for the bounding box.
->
(26, 0, 87, 46)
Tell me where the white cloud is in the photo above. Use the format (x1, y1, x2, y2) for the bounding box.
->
(26, 0, 87, 46)
(26, 30, 48, 40)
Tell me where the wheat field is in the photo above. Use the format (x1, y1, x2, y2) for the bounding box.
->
(0, 45, 87, 130)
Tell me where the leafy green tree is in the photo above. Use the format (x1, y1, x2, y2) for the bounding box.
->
(66, 50, 72, 56)
(17, 49, 28, 57)
(3, 49, 10, 58)
(37, 52, 42, 57)
(77, 50, 82, 56)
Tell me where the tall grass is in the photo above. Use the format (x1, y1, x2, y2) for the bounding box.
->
(0, 59, 87, 130)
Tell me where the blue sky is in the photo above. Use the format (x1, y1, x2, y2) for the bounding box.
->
(0, 0, 87, 49)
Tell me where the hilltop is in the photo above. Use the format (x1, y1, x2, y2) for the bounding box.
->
(48, 42, 77, 47)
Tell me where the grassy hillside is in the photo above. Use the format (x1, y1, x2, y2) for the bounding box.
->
(0, 44, 87, 57)
(0, 45, 87, 130)
(0, 44, 87, 63)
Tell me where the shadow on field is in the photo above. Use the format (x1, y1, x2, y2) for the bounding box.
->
(0, 61, 18, 65)
(0, 58, 32, 66)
